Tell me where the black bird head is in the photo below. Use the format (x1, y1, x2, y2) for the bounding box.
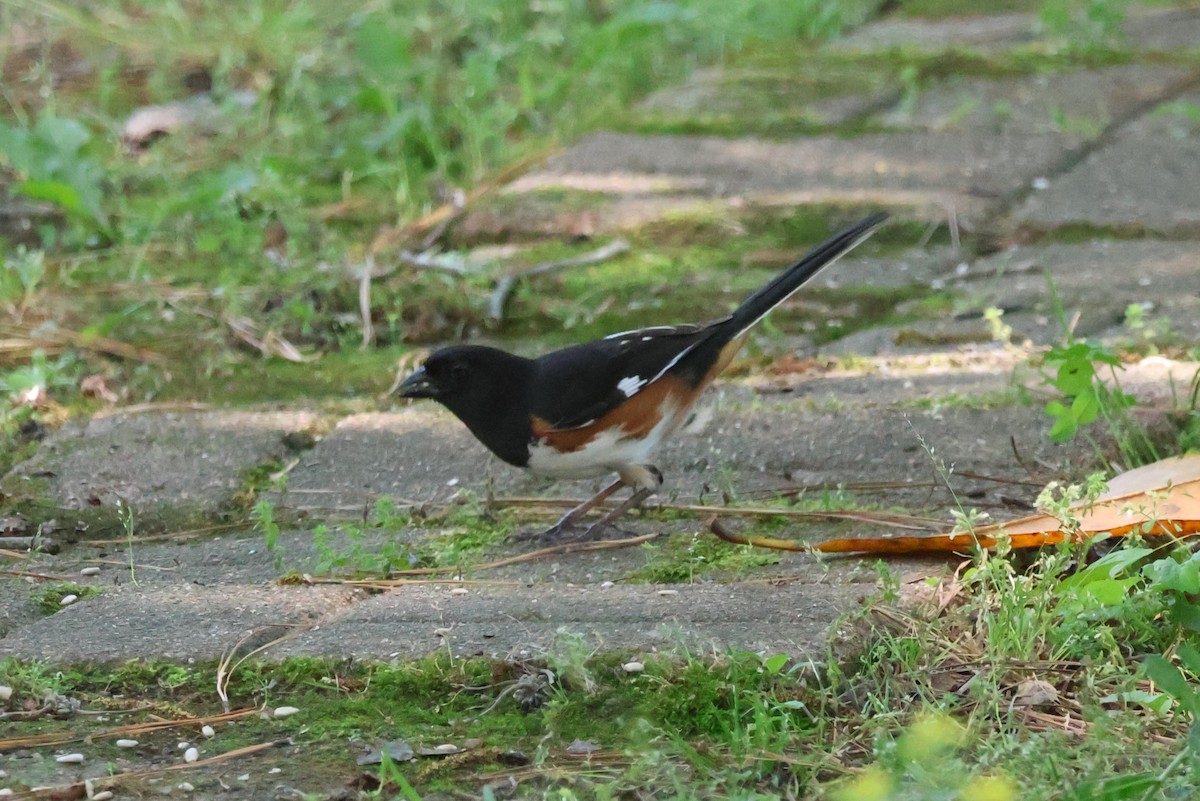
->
(395, 345, 535, 466)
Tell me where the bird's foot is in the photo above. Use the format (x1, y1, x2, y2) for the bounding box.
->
(511, 518, 630, 545)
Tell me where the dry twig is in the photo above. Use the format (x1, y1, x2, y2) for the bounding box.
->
(487, 239, 630, 322)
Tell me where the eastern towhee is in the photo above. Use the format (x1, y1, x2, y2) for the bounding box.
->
(397, 212, 888, 538)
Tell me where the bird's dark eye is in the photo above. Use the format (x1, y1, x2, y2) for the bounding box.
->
(449, 361, 469, 381)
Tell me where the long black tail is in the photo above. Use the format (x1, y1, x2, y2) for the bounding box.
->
(727, 211, 888, 336)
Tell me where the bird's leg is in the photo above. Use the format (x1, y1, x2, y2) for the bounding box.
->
(548, 478, 625, 531)
(511, 478, 626, 542)
(578, 465, 664, 539)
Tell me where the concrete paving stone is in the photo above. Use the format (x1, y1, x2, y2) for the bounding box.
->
(1123, 5, 1200, 52)
(2, 409, 319, 518)
(0, 583, 358, 662)
(271, 582, 871, 662)
(962, 240, 1200, 342)
(1122, 90, 1200, 140)
(633, 64, 900, 129)
(826, 6, 1200, 55)
(878, 64, 1196, 137)
(278, 394, 1089, 520)
(828, 12, 1037, 53)
(502, 130, 1075, 231)
(1014, 90, 1200, 235)
(273, 409, 532, 513)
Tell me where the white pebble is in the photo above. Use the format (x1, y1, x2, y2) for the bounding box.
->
(178, 782, 194, 792)
(56, 753, 85, 763)
(449, 587, 469, 596)
(273, 706, 299, 719)
(201, 724, 215, 738)
(433, 743, 459, 754)
(1032, 176, 1050, 190)
(183, 747, 199, 763)
(60, 594, 78, 606)
(237, 774, 250, 782)
(80, 567, 101, 576)
(433, 627, 452, 636)
(269, 767, 282, 775)
(0, 790, 13, 798)
(0, 686, 11, 701)
(178, 741, 190, 750)
(93, 793, 114, 801)
(622, 661, 645, 673)
(657, 589, 678, 596)
(116, 738, 139, 748)
(600, 581, 614, 589)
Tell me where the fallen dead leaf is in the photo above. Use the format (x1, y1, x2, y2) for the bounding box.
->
(80, 374, 119, 403)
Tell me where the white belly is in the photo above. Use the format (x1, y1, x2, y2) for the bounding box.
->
(526, 408, 679, 480)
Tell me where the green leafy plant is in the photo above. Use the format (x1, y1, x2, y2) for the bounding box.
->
(0, 349, 79, 399)
(832, 714, 1017, 801)
(0, 247, 46, 312)
(0, 113, 109, 235)
(1038, 275, 1158, 467)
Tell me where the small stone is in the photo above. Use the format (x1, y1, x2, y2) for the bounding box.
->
(0, 686, 11, 701)
(201, 724, 215, 738)
(183, 747, 199, 763)
(1032, 176, 1050, 190)
(178, 742, 190, 750)
(656, 589, 678, 597)
(600, 581, 614, 589)
(1013, 678, 1058, 707)
(60, 594, 78, 606)
(80, 567, 101, 576)
(450, 588, 469, 596)
(272, 706, 299, 719)
(433, 743, 459, 754)
(116, 738, 139, 748)
(92, 792, 114, 801)
(56, 753, 85, 763)
(565, 739, 601, 755)
(237, 774, 250, 782)
(622, 661, 645, 673)
(0, 790, 13, 798)
(434, 627, 452, 636)
(269, 767, 282, 775)
(178, 782, 195, 792)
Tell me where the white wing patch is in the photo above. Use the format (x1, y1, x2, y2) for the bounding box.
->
(617, 375, 646, 397)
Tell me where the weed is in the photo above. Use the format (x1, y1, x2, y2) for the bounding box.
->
(118, 499, 137, 584)
(253, 499, 284, 572)
(1039, 0, 1132, 53)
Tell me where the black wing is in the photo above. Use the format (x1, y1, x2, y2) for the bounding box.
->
(529, 323, 716, 430)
